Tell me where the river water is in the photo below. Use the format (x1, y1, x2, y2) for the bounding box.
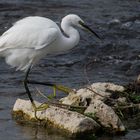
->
(0, 0, 140, 140)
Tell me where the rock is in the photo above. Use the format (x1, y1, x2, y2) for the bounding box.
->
(136, 74, 140, 85)
(84, 100, 125, 132)
(89, 82, 124, 93)
(121, 21, 133, 29)
(60, 82, 125, 106)
(13, 99, 100, 135)
(117, 97, 127, 106)
(108, 19, 121, 26)
(13, 83, 127, 134)
(60, 92, 81, 106)
(60, 82, 126, 133)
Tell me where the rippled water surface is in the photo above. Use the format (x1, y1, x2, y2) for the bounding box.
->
(0, 0, 140, 140)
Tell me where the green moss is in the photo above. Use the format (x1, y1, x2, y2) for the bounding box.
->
(85, 112, 97, 120)
(129, 93, 140, 103)
(124, 83, 140, 103)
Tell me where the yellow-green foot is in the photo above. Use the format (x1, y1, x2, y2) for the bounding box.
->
(47, 85, 73, 100)
(47, 86, 56, 99)
(35, 103, 49, 111)
(31, 102, 49, 120)
(54, 84, 73, 94)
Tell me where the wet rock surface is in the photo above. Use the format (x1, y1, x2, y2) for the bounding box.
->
(85, 100, 125, 132)
(61, 83, 127, 132)
(13, 99, 100, 135)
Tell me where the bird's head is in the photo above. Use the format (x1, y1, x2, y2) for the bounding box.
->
(63, 14, 101, 39)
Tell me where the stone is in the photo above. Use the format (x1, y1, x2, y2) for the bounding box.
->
(60, 82, 125, 106)
(117, 97, 127, 105)
(108, 19, 121, 25)
(13, 99, 100, 135)
(84, 100, 125, 132)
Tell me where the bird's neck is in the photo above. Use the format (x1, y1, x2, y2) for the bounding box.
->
(61, 20, 80, 50)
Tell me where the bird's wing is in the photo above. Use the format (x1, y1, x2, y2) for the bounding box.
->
(0, 27, 59, 52)
(35, 28, 59, 50)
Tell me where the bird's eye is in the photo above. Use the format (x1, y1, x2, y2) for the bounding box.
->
(78, 21, 82, 24)
(79, 20, 84, 26)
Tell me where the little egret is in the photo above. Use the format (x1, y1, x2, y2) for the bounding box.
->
(0, 14, 100, 110)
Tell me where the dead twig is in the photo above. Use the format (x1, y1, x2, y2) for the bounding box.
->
(35, 87, 86, 112)
(113, 103, 140, 110)
(86, 87, 115, 102)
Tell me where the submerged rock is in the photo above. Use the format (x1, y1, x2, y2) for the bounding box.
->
(107, 19, 121, 26)
(13, 99, 100, 135)
(121, 21, 133, 29)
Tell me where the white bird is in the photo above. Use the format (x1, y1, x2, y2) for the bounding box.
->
(0, 14, 100, 109)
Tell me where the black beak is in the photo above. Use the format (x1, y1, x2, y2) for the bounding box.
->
(79, 21, 101, 40)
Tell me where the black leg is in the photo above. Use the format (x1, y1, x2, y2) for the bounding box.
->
(23, 67, 50, 120)
(27, 80, 73, 94)
(27, 80, 54, 87)
(23, 66, 35, 106)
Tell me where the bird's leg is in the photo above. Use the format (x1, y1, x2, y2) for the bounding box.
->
(27, 80, 73, 96)
(24, 67, 49, 117)
(46, 86, 57, 100)
(24, 67, 36, 109)
(54, 84, 73, 94)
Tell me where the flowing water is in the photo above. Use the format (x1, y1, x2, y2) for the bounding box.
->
(0, 0, 140, 140)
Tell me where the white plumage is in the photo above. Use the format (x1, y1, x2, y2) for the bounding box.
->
(0, 14, 84, 71)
